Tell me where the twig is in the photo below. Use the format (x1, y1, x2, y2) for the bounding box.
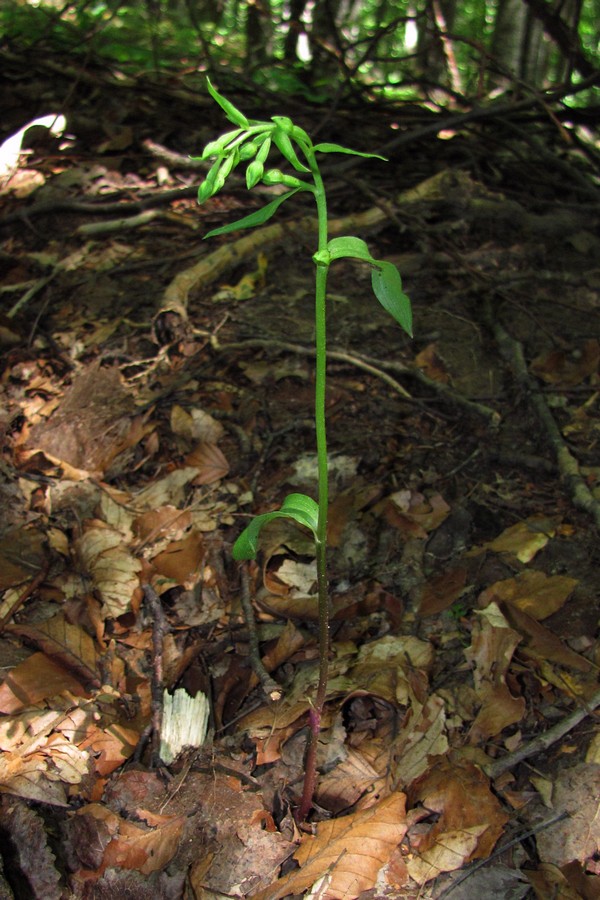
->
(0, 562, 49, 632)
(437, 811, 569, 898)
(483, 296, 600, 529)
(135, 583, 171, 766)
(214, 336, 500, 422)
(239, 565, 283, 702)
(483, 685, 600, 780)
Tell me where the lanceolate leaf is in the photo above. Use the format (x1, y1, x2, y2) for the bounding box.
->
(206, 78, 250, 129)
(313, 142, 387, 161)
(204, 189, 302, 237)
(232, 493, 319, 560)
(372, 261, 413, 336)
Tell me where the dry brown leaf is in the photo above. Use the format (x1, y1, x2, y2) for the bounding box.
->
(315, 748, 382, 813)
(535, 763, 600, 867)
(466, 603, 526, 742)
(478, 570, 578, 620)
(0, 706, 91, 804)
(133, 466, 199, 509)
(500, 602, 596, 676)
(0, 526, 47, 592)
(391, 692, 449, 789)
(470, 517, 555, 562)
(407, 757, 508, 885)
(418, 567, 468, 616)
(253, 792, 408, 900)
(530, 339, 599, 386)
(151, 529, 205, 584)
(79, 722, 139, 776)
(71, 803, 184, 876)
(170, 405, 224, 443)
(415, 342, 451, 383)
(76, 524, 142, 620)
(0, 651, 88, 714)
(381, 490, 450, 539)
(6, 612, 100, 687)
(186, 441, 230, 484)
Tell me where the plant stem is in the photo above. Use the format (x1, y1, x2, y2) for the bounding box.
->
(297, 162, 331, 822)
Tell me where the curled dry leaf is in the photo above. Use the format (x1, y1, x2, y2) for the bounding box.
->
(407, 757, 508, 885)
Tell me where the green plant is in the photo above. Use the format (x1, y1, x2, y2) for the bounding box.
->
(197, 79, 412, 821)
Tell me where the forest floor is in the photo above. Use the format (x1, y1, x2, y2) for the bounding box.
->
(0, 52, 600, 899)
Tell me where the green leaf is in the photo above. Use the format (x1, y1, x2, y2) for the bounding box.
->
(313, 142, 387, 161)
(204, 188, 301, 237)
(371, 261, 413, 336)
(207, 77, 250, 129)
(326, 236, 375, 263)
(232, 493, 319, 560)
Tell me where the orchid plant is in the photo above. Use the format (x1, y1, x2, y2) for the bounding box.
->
(197, 79, 412, 821)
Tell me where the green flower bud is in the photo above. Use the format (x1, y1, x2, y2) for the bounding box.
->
(262, 168, 305, 188)
(201, 129, 244, 159)
(246, 159, 264, 189)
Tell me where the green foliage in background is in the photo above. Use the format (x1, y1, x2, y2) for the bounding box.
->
(2, 0, 598, 105)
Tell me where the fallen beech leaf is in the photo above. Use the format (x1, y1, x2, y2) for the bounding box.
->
(466, 603, 526, 742)
(187, 441, 230, 484)
(391, 692, 449, 788)
(79, 723, 139, 776)
(415, 342, 450, 383)
(170, 405, 224, 443)
(535, 763, 600, 866)
(500, 602, 596, 676)
(530, 339, 599, 386)
(471, 517, 555, 562)
(76, 524, 142, 620)
(72, 803, 184, 876)
(253, 792, 408, 900)
(382, 490, 450, 538)
(0, 706, 91, 804)
(6, 612, 100, 687)
(478, 570, 578, 620)
(0, 526, 47, 591)
(418, 567, 468, 616)
(0, 652, 87, 713)
(407, 758, 508, 884)
(133, 466, 199, 509)
(151, 529, 205, 584)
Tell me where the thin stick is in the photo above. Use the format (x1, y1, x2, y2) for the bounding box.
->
(484, 687, 600, 780)
(239, 566, 283, 702)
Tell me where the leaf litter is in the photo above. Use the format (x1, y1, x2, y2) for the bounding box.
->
(0, 66, 599, 900)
